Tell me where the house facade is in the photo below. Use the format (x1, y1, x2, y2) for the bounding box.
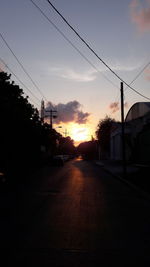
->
(110, 102, 150, 163)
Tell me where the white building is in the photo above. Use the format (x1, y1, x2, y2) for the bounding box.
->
(110, 102, 150, 162)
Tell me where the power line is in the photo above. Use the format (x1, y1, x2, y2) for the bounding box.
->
(0, 57, 41, 104)
(1, 70, 40, 108)
(116, 61, 150, 100)
(0, 32, 47, 101)
(124, 61, 150, 91)
(29, 0, 119, 89)
(46, 0, 150, 101)
(10, 78, 40, 108)
(0, 57, 41, 106)
(6, 76, 40, 108)
(109, 61, 150, 116)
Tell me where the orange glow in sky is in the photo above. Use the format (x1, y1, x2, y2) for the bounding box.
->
(67, 123, 92, 142)
(56, 122, 92, 145)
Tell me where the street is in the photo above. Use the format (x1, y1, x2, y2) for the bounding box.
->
(3, 158, 150, 266)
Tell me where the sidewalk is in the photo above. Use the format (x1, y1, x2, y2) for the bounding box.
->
(95, 160, 150, 198)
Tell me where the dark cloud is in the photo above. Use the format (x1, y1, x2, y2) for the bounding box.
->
(109, 102, 120, 113)
(76, 111, 90, 124)
(45, 100, 90, 124)
(109, 101, 128, 113)
(145, 67, 150, 80)
(0, 62, 5, 72)
(130, 0, 150, 32)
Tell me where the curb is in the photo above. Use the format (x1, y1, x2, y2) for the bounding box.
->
(95, 161, 150, 202)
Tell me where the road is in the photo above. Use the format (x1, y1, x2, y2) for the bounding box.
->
(3, 158, 150, 266)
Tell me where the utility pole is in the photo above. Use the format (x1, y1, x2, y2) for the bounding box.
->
(45, 109, 57, 129)
(40, 99, 45, 123)
(120, 82, 126, 179)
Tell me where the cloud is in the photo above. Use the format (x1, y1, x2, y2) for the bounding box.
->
(48, 61, 140, 86)
(76, 129, 86, 134)
(0, 61, 5, 72)
(49, 62, 140, 85)
(49, 67, 97, 82)
(45, 100, 90, 124)
(109, 102, 120, 113)
(109, 102, 128, 113)
(145, 67, 150, 80)
(110, 61, 140, 72)
(76, 111, 90, 124)
(130, 0, 150, 32)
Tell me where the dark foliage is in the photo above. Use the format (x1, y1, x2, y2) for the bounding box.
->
(57, 136, 76, 156)
(96, 116, 116, 150)
(0, 72, 59, 183)
(77, 140, 98, 160)
(95, 116, 118, 159)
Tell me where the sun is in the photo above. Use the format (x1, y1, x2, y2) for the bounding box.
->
(68, 123, 91, 143)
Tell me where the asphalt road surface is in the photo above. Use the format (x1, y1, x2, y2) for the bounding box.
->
(2, 158, 150, 266)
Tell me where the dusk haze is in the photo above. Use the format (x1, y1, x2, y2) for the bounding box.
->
(1, 1, 150, 266)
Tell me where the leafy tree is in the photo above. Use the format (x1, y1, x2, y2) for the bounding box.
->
(0, 72, 42, 176)
(58, 136, 76, 155)
(0, 72, 61, 183)
(96, 116, 117, 158)
(77, 140, 98, 160)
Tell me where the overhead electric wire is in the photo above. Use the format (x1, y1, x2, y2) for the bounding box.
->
(46, 0, 150, 101)
(2, 70, 40, 108)
(0, 32, 47, 101)
(0, 57, 41, 107)
(29, 0, 119, 90)
(3, 74, 40, 108)
(122, 61, 150, 107)
(110, 60, 150, 116)
(124, 61, 150, 91)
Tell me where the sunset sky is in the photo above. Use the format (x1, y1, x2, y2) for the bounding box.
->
(0, 0, 150, 143)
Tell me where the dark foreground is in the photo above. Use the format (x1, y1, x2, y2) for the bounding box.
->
(1, 158, 150, 266)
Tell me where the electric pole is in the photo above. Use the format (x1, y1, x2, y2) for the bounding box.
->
(120, 82, 126, 179)
(45, 109, 57, 129)
(40, 99, 45, 123)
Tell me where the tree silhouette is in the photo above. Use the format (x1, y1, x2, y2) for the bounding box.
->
(96, 116, 117, 159)
(77, 140, 97, 160)
(0, 72, 60, 183)
(58, 136, 76, 155)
